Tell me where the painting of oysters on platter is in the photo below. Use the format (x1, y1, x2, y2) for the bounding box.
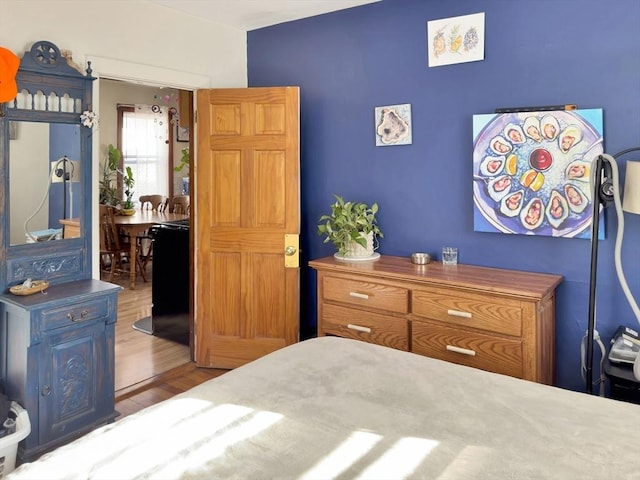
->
(472, 108, 605, 239)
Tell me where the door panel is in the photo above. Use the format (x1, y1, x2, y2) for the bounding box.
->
(195, 87, 300, 369)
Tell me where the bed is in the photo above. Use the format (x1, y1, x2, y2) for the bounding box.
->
(9, 336, 640, 479)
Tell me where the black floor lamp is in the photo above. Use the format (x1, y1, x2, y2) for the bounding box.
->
(586, 148, 640, 394)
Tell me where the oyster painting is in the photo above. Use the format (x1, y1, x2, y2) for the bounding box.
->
(472, 109, 605, 239)
(375, 104, 412, 146)
(427, 12, 485, 67)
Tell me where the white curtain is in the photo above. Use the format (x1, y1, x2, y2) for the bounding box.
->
(122, 105, 169, 202)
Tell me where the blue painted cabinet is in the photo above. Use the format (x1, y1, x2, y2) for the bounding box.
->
(0, 280, 120, 461)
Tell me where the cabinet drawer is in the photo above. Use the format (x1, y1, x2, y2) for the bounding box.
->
(412, 320, 523, 378)
(323, 276, 409, 314)
(321, 303, 409, 350)
(412, 287, 522, 337)
(41, 297, 110, 331)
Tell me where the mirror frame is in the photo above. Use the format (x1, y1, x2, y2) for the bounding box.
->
(0, 40, 95, 292)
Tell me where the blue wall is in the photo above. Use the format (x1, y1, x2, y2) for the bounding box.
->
(248, 0, 640, 392)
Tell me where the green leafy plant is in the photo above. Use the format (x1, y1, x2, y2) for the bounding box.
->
(99, 144, 136, 210)
(174, 147, 190, 173)
(122, 166, 135, 210)
(317, 195, 383, 256)
(99, 144, 121, 206)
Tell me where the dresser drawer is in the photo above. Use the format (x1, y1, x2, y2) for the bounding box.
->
(321, 303, 409, 350)
(412, 287, 522, 337)
(41, 296, 110, 331)
(323, 276, 409, 314)
(412, 320, 523, 378)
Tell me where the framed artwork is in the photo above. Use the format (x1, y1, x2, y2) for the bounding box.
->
(427, 12, 485, 67)
(472, 108, 605, 239)
(375, 104, 412, 146)
(177, 125, 189, 142)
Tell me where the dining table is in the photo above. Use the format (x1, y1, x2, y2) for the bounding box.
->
(114, 210, 188, 289)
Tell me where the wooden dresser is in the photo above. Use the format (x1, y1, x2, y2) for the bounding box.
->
(309, 255, 562, 384)
(0, 280, 121, 461)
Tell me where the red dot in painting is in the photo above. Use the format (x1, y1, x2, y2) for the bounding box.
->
(529, 148, 553, 172)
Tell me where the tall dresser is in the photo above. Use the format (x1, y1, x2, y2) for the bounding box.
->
(0, 40, 120, 461)
(310, 255, 562, 384)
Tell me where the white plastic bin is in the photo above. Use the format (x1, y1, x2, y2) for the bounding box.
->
(0, 402, 31, 478)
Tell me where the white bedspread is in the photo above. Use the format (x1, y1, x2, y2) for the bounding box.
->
(9, 336, 640, 479)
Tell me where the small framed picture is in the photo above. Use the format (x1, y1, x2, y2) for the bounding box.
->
(177, 125, 189, 142)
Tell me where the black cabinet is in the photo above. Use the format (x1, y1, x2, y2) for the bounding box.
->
(0, 280, 120, 461)
(151, 222, 189, 345)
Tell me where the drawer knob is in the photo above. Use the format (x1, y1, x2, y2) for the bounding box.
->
(447, 309, 472, 319)
(68, 310, 89, 322)
(347, 324, 371, 333)
(349, 292, 369, 300)
(446, 345, 476, 356)
(41, 386, 51, 396)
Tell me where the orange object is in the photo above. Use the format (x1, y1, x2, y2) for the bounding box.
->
(0, 46, 20, 102)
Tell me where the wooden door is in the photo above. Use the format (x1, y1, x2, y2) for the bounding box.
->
(195, 87, 300, 368)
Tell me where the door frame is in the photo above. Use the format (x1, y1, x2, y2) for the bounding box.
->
(92, 59, 217, 360)
(90, 57, 212, 280)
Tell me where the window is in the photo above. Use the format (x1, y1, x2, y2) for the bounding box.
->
(118, 105, 169, 202)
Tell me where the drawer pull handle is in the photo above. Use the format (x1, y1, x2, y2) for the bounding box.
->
(349, 292, 369, 300)
(41, 386, 51, 396)
(347, 324, 371, 333)
(446, 345, 476, 356)
(68, 310, 90, 322)
(447, 309, 472, 319)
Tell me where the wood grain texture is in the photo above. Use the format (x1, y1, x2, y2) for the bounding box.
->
(323, 276, 409, 314)
(310, 255, 562, 384)
(115, 362, 227, 420)
(309, 255, 562, 299)
(412, 321, 523, 378)
(321, 303, 409, 351)
(412, 286, 523, 337)
(196, 87, 300, 368)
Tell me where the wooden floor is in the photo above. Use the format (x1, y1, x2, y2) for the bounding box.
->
(105, 267, 228, 420)
(115, 361, 227, 419)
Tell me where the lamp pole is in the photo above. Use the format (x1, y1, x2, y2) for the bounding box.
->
(586, 147, 640, 394)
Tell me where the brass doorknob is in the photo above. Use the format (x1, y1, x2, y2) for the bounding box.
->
(285, 246, 297, 256)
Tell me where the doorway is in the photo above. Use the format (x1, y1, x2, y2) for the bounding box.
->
(98, 78, 193, 393)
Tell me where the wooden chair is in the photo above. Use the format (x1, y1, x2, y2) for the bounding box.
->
(99, 205, 147, 283)
(137, 194, 168, 268)
(171, 195, 190, 215)
(139, 194, 168, 212)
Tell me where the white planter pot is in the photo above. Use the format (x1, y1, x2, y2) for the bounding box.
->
(344, 231, 374, 258)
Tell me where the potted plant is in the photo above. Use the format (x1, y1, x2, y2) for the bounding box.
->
(99, 144, 121, 206)
(317, 195, 383, 259)
(121, 166, 136, 215)
(174, 147, 190, 195)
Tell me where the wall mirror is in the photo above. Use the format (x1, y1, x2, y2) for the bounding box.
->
(0, 40, 94, 291)
(9, 120, 82, 246)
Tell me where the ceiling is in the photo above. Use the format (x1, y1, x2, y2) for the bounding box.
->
(147, 0, 381, 31)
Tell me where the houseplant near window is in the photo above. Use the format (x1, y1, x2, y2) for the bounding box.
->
(99, 144, 136, 214)
(317, 195, 383, 259)
(174, 147, 190, 195)
(121, 166, 136, 215)
(99, 144, 121, 206)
